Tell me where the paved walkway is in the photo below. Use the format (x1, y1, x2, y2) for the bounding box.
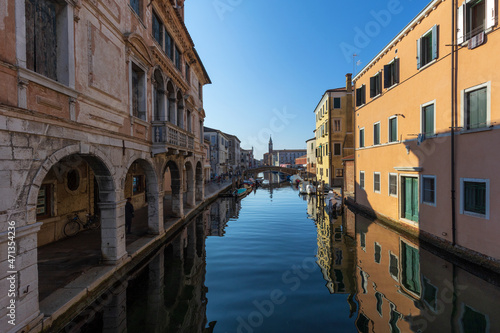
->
(37, 180, 233, 302)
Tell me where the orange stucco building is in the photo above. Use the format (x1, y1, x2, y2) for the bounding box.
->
(353, 0, 500, 262)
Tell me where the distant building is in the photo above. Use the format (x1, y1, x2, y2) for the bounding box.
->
(264, 136, 306, 166)
(203, 139, 211, 183)
(306, 137, 316, 175)
(204, 127, 229, 177)
(240, 148, 254, 170)
(295, 155, 307, 167)
(314, 74, 354, 187)
(225, 134, 241, 174)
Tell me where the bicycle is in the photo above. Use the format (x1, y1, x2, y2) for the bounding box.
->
(64, 213, 101, 237)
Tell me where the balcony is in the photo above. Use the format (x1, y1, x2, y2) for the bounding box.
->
(152, 121, 196, 155)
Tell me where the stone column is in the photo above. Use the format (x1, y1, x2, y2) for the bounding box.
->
(146, 251, 165, 331)
(99, 200, 127, 265)
(0, 222, 44, 333)
(171, 185, 183, 218)
(147, 190, 163, 235)
(102, 282, 127, 333)
(186, 177, 195, 208)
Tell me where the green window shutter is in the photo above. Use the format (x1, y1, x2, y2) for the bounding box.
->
(405, 178, 412, 220)
(370, 76, 376, 97)
(424, 104, 434, 135)
(412, 178, 419, 221)
(394, 58, 400, 84)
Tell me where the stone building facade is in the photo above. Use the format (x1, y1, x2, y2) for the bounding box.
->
(203, 127, 228, 178)
(0, 0, 210, 331)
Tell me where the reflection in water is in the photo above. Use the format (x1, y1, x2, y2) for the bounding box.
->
(61, 188, 500, 332)
(350, 207, 500, 333)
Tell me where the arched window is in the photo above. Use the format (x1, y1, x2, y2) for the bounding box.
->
(153, 69, 165, 121)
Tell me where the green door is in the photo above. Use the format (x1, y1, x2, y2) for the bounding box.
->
(404, 177, 419, 222)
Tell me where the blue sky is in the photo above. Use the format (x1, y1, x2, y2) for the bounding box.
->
(185, 0, 428, 159)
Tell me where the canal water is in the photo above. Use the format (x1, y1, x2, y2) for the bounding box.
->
(61, 185, 500, 333)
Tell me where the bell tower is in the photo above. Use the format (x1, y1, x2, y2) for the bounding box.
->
(268, 136, 273, 153)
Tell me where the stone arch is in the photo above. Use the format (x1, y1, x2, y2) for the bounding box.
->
(123, 155, 163, 235)
(28, 144, 126, 265)
(176, 90, 184, 129)
(153, 69, 166, 121)
(166, 80, 176, 123)
(163, 160, 183, 217)
(195, 161, 203, 201)
(184, 160, 195, 207)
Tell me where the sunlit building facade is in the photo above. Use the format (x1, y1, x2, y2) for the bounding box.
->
(353, 0, 500, 262)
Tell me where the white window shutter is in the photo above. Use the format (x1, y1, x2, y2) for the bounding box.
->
(432, 25, 438, 60)
(416, 38, 421, 69)
(486, 0, 496, 30)
(457, 3, 465, 44)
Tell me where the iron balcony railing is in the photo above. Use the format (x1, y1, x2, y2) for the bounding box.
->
(152, 121, 196, 151)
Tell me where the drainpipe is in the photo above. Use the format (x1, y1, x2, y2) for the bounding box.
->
(451, 0, 457, 246)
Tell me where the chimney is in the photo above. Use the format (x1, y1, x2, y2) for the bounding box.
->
(345, 73, 352, 93)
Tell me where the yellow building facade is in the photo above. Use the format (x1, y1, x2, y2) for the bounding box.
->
(353, 0, 500, 261)
(314, 74, 354, 187)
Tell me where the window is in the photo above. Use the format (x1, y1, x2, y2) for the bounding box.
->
(325, 120, 329, 135)
(187, 110, 192, 132)
(130, 0, 141, 17)
(66, 169, 80, 191)
(401, 241, 421, 295)
(174, 45, 181, 71)
(370, 72, 382, 98)
(185, 62, 190, 84)
(461, 305, 488, 333)
(374, 172, 381, 193)
(389, 252, 399, 281)
(152, 12, 163, 46)
(210, 135, 215, 144)
(25, 0, 72, 84)
(373, 122, 380, 145)
(389, 303, 402, 333)
(356, 85, 366, 107)
(417, 25, 438, 69)
(359, 128, 365, 148)
(384, 58, 400, 88)
(422, 277, 438, 312)
(463, 84, 488, 130)
(132, 175, 144, 194)
(360, 232, 366, 250)
(460, 178, 489, 218)
(374, 242, 381, 263)
(375, 292, 383, 316)
(422, 102, 435, 136)
(333, 119, 341, 132)
(389, 116, 397, 142)
(359, 171, 365, 189)
(333, 97, 341, 108)
(389, 173, 397, 196)
(335, 169, 343, 177)
(131, 62, 146, 120)
(198, 82, 202, 100)
(37, 184, 51, 219)
(165, 31, 173, 60)
(334, 143, 341, 156)
(458, 0, 495, 43)
(422, 175, 436, 205)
